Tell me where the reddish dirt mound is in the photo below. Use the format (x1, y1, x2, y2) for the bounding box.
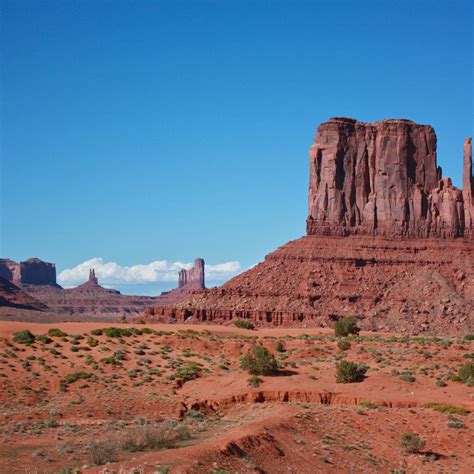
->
(145, 235, 474, 335)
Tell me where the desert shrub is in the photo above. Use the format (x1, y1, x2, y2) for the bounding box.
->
(423, 403, 470, 415)
(234, 320, 255, 330)
(334, 317, 359, 338)
(248, 375, 263, 388)
(36, 335, 52, 344)
(335, 360, 367, 383)
(70, 346, 80, 353)
(399, 373, 416, 383)
(114, 349, 126, 360)
(89, 440, 116, 465)
(101, 356, 119, 365)
(274, 341, 285, 352)
(87, 336, 99, 347)
(141, 327, 153, 334)
(90, 328, 103, 336)
(241, 346, 278, 375)
(175, 362, 201, 381)
(102, 327, 132, 338)
(64, 371, 92, 384)
(447, 417, 465, 429)
(458, 362, 474, 384)
(338, 338, 351, 351)
(48, 328, 67, 337)
(401, 433, 425, 454)
(13, 330, 35, 345)
(185, 409, 205, 421)
(435, 379, 447, 387)
(463, 333, 474, 341)
(359, 401, 378, 409)
(45, 417, 58, 428)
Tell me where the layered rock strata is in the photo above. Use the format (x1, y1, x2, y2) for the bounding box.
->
(306, 118, 473, 239)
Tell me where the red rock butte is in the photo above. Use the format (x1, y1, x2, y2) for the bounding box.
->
(306, 118, 473, 239)
(144, 118, 474, 335)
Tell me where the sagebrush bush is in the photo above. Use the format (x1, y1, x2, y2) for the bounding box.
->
(335, 360, 367, 383)
(13, 330, 35, 345)
(89, 440, 116, 465)
(47, 328, 67, 337)
(64, 371, 92, 384)
(337, 338, 351, 351)
(241, 346, 278, 375)
(458, 362, 474, 384)
(234, 320, 255, 330)
(175, 362, 201, 381)
(334, 317, 359, 338)
(274, 341, 285, 352)
(247, 375, 263, 387)
(401, 433, 425, 454)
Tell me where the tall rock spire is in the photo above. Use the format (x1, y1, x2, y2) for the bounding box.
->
(463, 137, 473, 237)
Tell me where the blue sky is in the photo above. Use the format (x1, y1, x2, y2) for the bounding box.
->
(1, 0, 472, 294)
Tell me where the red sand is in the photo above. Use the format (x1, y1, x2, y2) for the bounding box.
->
(0, 321, 472, 473)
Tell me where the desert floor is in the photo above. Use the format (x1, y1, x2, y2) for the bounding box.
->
(0, 321, 473, 473)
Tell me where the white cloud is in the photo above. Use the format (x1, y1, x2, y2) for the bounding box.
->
(58, 258, 242, 287)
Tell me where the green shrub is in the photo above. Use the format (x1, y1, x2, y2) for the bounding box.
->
(274, 341, 285, 352)
(463, 333, 474, 341)
(423, 403, 470, 415)
(90, 329, 103, 336)
(234, 320, 255, 330)
(401, 433, 425, 454)
(13, 330, 35, 345)
(102, 327, 132, 338)
(48, 328, 67, 337)
(458, 362, 474, 384)
(358, 401, 378, 409)
(36, 335, 52, 344)
(87, 336, 99, 347)
(399, 373, 416, 383)
(248, 375, 263, 388)
(175, 363, 201, 381)
(334, 317, 359, 338)
(241, 346, 278, 375)
(338, 338, 351, 351)
(335, 360, 367, 383)
(64, 371, 92, 384)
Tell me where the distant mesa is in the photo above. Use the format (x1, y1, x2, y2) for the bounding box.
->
(0, 256, 208, 321)
(0, 257, 59, 287)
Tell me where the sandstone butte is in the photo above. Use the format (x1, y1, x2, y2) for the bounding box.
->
(144, 118, 474, 335)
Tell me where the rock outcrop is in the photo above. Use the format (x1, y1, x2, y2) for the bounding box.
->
(306, 118, 473, 239)
(0, 259, 21, 284)
(20, 258, 58, 286)
(178, 258, 205, 289)
(143, 118, 473, 335)
(0, 277, 48, 311)
(463, 137, 474, 237)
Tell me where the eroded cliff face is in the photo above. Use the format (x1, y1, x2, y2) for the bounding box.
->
(306, 118, 473, 239)
(20, 258, 58, 285)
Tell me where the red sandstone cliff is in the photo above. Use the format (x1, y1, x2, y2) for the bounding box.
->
(306, 118, 473, 239)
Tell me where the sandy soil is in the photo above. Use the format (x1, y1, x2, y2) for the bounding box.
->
(0, 321, 472, 473)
